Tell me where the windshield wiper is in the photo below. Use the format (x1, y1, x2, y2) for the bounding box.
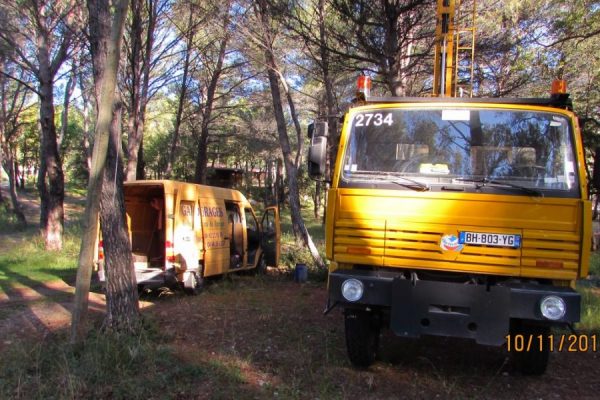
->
(349, 171, 430, 192)
(455, 177, 543, 197)
(392, 175, 430, 192)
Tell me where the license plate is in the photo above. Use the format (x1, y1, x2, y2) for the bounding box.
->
(459, 231, 521, 248)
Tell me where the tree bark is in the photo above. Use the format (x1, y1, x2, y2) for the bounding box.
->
(101, 101, 139, 333)
(36, 72, 65, 250)
(58, 69, 76, 153)
(165, 7, 195, 179)
(71, 0, 134, 343)
(6, 157, 27, 225)
(0, 58, 27, 224)
(125, 0, 156, 181)
(31, 1, 75, 251)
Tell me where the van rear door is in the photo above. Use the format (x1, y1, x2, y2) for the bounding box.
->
(260, 206, 280, 267)
(174, 198, 200, 274)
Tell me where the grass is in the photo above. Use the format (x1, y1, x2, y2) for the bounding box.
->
(0, 202, 27, 234)
(0, 224, 81, 293)
(578, 287, 600, 331)
(278, 205, 327, 278)
(588, 252, 600, 276)
(0, 323, 208, 400)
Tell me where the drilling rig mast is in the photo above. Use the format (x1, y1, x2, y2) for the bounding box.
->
(432, 0, 476, 97)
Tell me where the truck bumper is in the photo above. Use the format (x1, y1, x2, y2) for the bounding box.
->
(328, 270, 581, 346)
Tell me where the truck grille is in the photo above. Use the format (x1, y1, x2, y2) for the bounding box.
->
(333, 220, 579, 277)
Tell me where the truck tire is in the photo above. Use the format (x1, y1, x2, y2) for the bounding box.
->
(344, 309, 380, 368)
(511, 321, 550, 375)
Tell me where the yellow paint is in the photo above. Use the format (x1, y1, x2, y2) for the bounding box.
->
(326, 102, 591, 284)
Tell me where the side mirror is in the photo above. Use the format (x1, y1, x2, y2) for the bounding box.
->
(308, 135, 327, 178)
(307, 120, 328, 139)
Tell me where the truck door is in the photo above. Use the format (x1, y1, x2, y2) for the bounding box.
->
(260, 206, 280, 267)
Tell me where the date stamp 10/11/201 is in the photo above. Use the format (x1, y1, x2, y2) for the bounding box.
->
(506, 334, 598, 353)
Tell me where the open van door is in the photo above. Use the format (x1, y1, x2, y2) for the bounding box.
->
(260, 206, 280, 267)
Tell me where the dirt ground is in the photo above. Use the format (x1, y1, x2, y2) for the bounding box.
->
(1, 275, 599, 399)
(1, 187, 599, 399)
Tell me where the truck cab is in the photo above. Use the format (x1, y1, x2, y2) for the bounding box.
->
(310, 95, 590, 374)
(96, 180, 280, 294)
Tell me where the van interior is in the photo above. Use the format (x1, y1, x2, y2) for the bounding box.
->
(124, 184, 165, 270)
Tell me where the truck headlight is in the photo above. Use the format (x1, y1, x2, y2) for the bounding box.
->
(540, 295, 566, 320)
(341, 279, 364, 302)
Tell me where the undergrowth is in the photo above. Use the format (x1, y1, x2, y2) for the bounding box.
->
(0, 224, 81, 292)
(0, 321, 204, 400)
(0, 202, 26, 234)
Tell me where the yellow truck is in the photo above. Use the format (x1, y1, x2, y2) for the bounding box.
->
(309, 83, 591, 374)
(96, 180, 280, 294)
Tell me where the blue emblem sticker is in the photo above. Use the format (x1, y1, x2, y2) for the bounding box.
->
(440, 234, 464, 252)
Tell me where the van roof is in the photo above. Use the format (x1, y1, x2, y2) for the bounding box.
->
(123, 179, 250, 203)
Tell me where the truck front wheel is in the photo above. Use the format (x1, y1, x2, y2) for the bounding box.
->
(344, 309, 381, 368)
(511, 321, 550, 375)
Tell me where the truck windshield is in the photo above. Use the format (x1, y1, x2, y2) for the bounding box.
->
(341, 107, 579, 196)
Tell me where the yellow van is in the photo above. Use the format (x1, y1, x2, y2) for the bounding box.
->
(96, 180, 280, 293)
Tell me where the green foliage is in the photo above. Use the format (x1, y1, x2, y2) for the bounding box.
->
(0, 324, 205, 400)
(589, 252, 600, 276)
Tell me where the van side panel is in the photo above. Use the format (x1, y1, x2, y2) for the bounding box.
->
(200, 197, 230, 277)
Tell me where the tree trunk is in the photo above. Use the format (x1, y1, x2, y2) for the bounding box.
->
(37, 75, 65, 251)
(79, 68, 93, 172)
(7, 157, 27, 225)
(317, 0, 338, 226)
(194, 7, 230, 184)
(33, 4, 70, 251)
(165, 7, 194, 179)
(58, 69, 76, 153)
(257, 0, 324, 269)
(125, 0, 156, 181)
(101, 102, 139, 332)
(71, 0, 134, 343)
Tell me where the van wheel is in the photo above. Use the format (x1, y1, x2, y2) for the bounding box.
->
(345, 309, 380, 368)
(184, 271, 204, 295)
(511, 321, 550, 375)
